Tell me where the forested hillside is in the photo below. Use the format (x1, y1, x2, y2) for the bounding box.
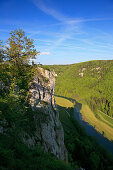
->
(48, 60, 113, 117)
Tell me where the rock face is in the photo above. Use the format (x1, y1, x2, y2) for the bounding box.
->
(29, 67, 56, 109)
(24, 67, 68, 161)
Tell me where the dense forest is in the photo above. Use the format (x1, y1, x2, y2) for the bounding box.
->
(47, 60, 113, 118)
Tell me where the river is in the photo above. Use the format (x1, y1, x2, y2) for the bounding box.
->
(74, 107, 113, 156)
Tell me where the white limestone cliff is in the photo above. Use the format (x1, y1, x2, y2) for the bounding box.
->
(24, 67, 68, 161)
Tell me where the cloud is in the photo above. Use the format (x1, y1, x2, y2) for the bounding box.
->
(32, 0, 113, 61)
(33, 1, 81, 47)
(67, 17, 113, 25)
(33, 0, 113, 24)
(40, 51, 51, 55)
(33, 0, 67, 22)
(32, 1, 89, 49)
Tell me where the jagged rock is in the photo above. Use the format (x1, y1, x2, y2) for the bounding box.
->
(29, 68, 56, 108)
(24, 67, 68, 161)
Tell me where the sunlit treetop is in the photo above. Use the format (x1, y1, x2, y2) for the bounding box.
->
(4, 29, 39, 65)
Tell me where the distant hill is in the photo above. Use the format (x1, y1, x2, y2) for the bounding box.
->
(47, 60, 113, 117)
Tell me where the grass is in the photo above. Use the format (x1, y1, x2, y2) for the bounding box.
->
(78, 104, 113, 141)
(98, 110, 113, 124)
(55, 96, 113, 141)
(55, 96, 113, 170)
(57, 107, 75, 132)
(55, 96, 74, 108)
(55, 96, 75, 131)
(97, 111, 113, 128)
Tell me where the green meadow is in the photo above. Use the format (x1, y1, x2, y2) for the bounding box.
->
(55, 96, 113, 141)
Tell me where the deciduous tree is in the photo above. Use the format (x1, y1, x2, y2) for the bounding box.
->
(5, 29, 39, 65)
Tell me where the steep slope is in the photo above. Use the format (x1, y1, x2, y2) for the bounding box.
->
(49, 60, 113, 117)
(0, 66, 69, 169)
(27, 67, 68, 161)
(45, 60, 113, 140)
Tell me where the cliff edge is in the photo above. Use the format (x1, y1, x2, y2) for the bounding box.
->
(22, 67, 68, 161)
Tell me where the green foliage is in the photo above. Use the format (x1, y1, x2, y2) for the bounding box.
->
(58, 106, 113, 170)
(0, 72, 73, 169)
(50, 60, 113, 117)
(5, 29, 38, 65)
(0, 134, 73, 170)
(41, 65, 51, 71)
(0, 40, 5, 62)
(0, 29, 39, 98)
(0, 29, 74, 170)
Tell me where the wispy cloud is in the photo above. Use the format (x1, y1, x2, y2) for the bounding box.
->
(40, 51, 51, 55)
(33, 0, 113, 48)
(32, 0, 113, 64)
(33, 0, 113, 24)
(33, 0, 68, 22)
(67, 17, 113, 25)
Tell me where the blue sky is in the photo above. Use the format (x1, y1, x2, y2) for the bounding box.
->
(0, 0, 113, 64)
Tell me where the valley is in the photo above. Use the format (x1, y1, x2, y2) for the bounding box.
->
(55, 96, 113, 153)
(55, 96, 113, 169)
(46, 60, 113, 142)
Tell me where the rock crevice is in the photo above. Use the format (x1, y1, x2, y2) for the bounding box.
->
(26, 67, 68, 161)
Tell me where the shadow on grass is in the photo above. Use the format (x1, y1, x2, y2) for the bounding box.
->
(55, 95, 113, 156)
(55, 94, 82, 111)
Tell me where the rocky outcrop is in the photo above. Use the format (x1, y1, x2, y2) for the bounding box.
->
(23, 67, 68, 161)
(29, 67, 56, 109)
